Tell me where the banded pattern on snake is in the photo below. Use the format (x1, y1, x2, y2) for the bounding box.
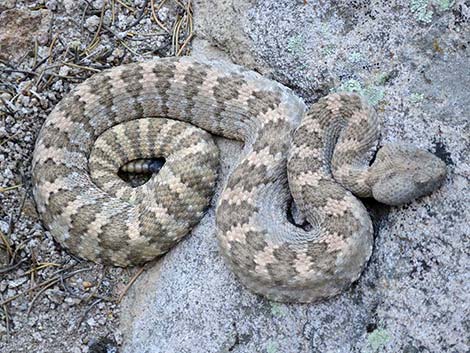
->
(32, 57, 446, 302)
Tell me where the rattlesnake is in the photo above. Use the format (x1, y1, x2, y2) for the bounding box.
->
(32, 57, 446, 303)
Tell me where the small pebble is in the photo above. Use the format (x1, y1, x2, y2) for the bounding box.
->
(85, 15, 101, 32)
(83, 281, 94, 289)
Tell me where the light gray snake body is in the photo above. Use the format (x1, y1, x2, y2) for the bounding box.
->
(32, 57, 446, 302)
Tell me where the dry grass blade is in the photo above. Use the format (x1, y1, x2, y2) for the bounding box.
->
(84, 0, 107, 55)
(26, 277, 60, 316)
(0, 96, 16, 116)
(176, 31, 193, 57)
(2, 304, 10, 340)
(0, 184, 22, 193)
(77, 298, 102, 328)
(33, 39, 39, 68)
(62, 62, 102, 73)
(0, 259, 26, 274)
(24, 262, 61, 275)
(172, 16, 183, 55)
(118, 39, 139, 56)
(117, 266, 145, 303)
(0, 131, 21, 146)
(32, 55, 49, 72)
(0, 231, 13, 259)
(110, 0, 116, 25)
(80, 1, 90, 35)
(172, 0, 193, 56)
(48, 34, 59, 64)
(0, 189, 27, 266)
(115, 0, 136, 13)
(151, 0, 171, 33)
(0, 267, 92, 306)
(174, 0, 186, 8)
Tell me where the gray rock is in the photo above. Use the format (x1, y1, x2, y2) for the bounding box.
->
(0, 9, 51, 63)
(0, 0, 16, 12)
(84, 15, 101, 32)
(120, 1, 468, 352)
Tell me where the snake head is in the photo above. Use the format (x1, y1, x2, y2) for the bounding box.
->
(369, 144, 447, 206)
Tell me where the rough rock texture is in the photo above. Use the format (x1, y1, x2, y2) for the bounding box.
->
(0, 9, 51, 62)
(0, 0, 17, 12)
(120, 1, 469, 352)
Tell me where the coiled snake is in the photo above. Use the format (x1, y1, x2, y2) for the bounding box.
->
(32, 57, 446, 302)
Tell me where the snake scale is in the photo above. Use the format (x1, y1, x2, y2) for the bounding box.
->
(32, 57, 447, 302)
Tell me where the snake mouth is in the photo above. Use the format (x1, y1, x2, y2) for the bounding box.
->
(118, 157, 166, 187)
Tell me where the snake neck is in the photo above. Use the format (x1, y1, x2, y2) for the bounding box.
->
(288, 93, 380, 203)
(328, 120, 378, 199)
(287, 93, 380, 231)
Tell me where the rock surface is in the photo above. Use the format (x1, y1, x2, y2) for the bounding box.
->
(0, 8, 51, 62)
(120, 1, 469, 352)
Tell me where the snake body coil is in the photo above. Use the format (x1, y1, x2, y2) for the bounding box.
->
(32, 57, 446, 302)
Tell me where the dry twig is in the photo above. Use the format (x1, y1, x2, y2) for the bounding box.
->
(151, 0, 171, 33)
(117, 266, 145, 303)
(1, 267, 91, 306)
